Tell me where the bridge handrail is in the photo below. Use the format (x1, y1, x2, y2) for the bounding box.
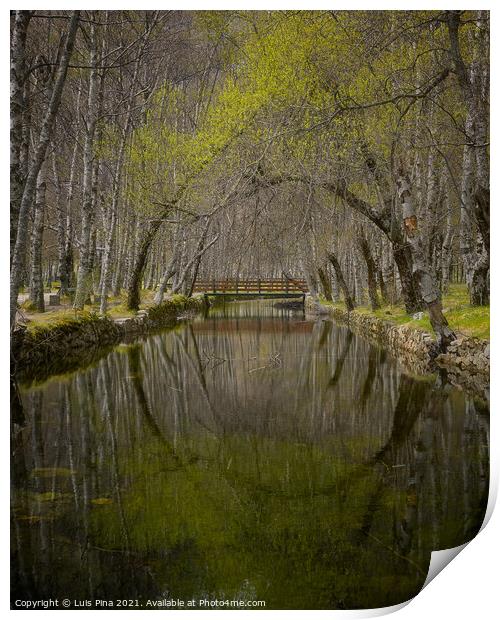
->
(193, 277, 309, 294)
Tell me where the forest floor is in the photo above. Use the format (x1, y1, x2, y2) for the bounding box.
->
(18, 284, 489, 341)
(17, 290, 158, 332)
(321, 284, 489, 341)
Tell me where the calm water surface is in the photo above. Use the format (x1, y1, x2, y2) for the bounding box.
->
(11, 300, 489, 609)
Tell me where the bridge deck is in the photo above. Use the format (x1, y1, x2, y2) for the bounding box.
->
(202, 292, 306, 299)
(193, 278, 308, 296)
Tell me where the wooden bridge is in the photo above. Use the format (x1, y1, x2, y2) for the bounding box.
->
(193, 277, 308, 299)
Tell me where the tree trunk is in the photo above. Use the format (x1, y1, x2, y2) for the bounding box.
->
(10, 11, 32, 265)
(469, 252, 489, 306)
(352, 250, 366, 306)
(458, 112, 489, 305)
(10, 11, 79, 328)
(112, 216, 129, 296)
(74, 21, 101, 310)
(323, 178, 423, 312)
(440, 174, 454, 294)
(127, 220, 164, 310)
(327, 251, 356, 311)
(100, 34, 147, 314)
(123, 216, 137, 291)
(447, 10, 490, 306)
(58, 80, 81, 295)
(391, 243, 422, 313)
(186, 233, 219, 297)
(154, 260, 177, 305)
(51, 150, 65, 292)
(317, 266, 333, 301)
(358, 227, 381, 310)
(28, 172, 46, 312)
(99, 136, 126, 313)
(330, 268, 340, 302)
(397, 171, 456, 350)
(172, 219, 219, 296)
(302, 263, 319, 299)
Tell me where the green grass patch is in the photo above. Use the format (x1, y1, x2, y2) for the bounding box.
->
(25, 309, 98, 333)
(323, 284, 489, 341)
(20, 299, 39, 312)
(106, 303, 138, 319)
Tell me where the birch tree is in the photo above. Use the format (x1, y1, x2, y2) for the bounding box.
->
(10, 11, 79, 328)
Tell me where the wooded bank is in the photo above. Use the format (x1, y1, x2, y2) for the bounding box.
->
(10, 10, 489, 351)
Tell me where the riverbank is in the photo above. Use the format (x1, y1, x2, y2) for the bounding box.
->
(13, 290, 489, 397)
(306, 295, 489, 397)
(12, 294, 208, 383)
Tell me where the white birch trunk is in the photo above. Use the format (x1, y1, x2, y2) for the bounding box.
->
(10, 11, 79, 327)
(73, 21, 101, 309)
(28, 170, 46, 312)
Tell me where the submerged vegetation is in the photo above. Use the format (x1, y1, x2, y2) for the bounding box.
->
(12, 305, 489, 609)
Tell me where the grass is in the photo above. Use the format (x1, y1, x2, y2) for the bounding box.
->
(20, 293, 141, 328)
(322, 284, 489, 341)
(19, 291, 205, 332)
(19, 284, 488, 341)
(106, 303, 138, 319)
(23, 309, 93, 331)
(24, 310, 104, 336)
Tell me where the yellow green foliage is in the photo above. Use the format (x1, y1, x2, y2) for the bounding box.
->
(122, 9, 481, 232)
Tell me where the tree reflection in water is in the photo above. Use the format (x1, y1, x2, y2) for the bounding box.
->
(11, 301, 489, 609)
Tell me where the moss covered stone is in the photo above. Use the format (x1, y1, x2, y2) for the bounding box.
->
(13, 296, 207, 382)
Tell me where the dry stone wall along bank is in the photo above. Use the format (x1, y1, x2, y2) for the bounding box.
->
(12, 295, 207, 382)
(305, 296, 489, 396)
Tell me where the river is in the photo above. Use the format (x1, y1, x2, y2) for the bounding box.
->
(11, 300, 489, 610)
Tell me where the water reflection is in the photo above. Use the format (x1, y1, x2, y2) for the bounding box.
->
(11, 300, 489, 609)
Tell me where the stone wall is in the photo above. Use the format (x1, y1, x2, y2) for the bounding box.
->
(435, 337, 490, 394)
(13, 295, 207, 382)
(113, 295, 207, 336)
(305, 296, 489, 394)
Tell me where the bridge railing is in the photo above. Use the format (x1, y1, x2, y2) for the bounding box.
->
(193, 278, 308, 294)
